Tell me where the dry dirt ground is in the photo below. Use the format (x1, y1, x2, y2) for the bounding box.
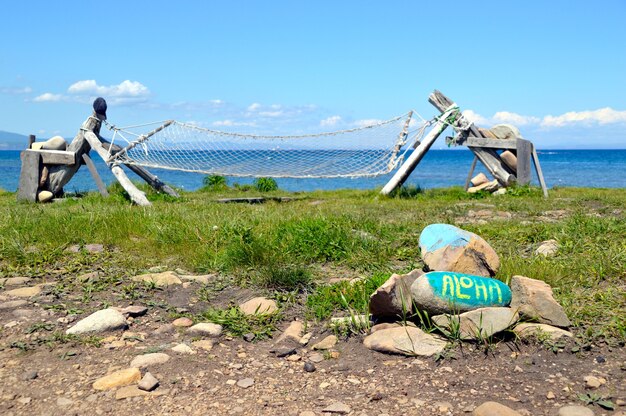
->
(0, 279, 624, 416)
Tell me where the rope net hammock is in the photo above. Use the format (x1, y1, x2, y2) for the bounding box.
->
(104, 111, 429, 178)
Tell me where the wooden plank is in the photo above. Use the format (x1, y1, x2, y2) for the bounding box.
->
(17, 151, 41, 202)
(380, 105, 458, 195)
(516, 139, 532, 185)
(217, 197, 298, 204)
(82, 154, 109, 197)
(25, 149, 76, 165)
(464, 137, 518, 149)
(531, 146, 549, 198)
(28, 134, 36, 149)
(464, 155, 478, 191)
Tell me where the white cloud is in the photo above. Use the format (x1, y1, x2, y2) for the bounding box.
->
(320, 115, 342, 127)
(492, 111, 540, 126)
(354, 119, 384, 128)
(247, 102, 261, 111)
(212, 119, 256, 127)
(541, 107, 626, 127)
(1, 86, 32, 95)
(461, 110, 488, 125)
(259, 111, 284, 117)
(68, 79, 149, 99)
(33, 93, 63, 102)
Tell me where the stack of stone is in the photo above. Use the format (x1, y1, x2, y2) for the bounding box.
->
(365, 223, 572, 356)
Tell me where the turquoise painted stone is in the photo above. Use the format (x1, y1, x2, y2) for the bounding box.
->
(411, 271, 511, 315)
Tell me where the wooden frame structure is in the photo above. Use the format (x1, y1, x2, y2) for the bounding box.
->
(381, 90, 548, 197)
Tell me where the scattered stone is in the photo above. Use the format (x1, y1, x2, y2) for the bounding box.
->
(154, 323, 175, 334)
(432, 307, 519, 340)
(473, 401, 522, 416)
(595, 356, 605, 364)
(558, 405, 595, 416)
(0, 300, 28, 310)
(513, 323, 573, 341)
(20, 370, 38, 381)
(419, 224, 500, 276)
(239, 297, 278, 315)
(17, 397, 32, 405)
(369, 269, 423, 318)
(187, 322, 223, 337)
(411, 271, 511, 315)
(236, 378, 255, 388)
(116, 305, 148, 317)
(363, 326, 447, 357)
(77, 271, 101, 282)
(312, 335, 337, 350)
(115, 386, 149, 400)
(192, 340, 214, 351)
(323, 401, 351, 414)
(489, 124, 523, 140)
(299, 412, 316, 416)
(276, 321, 304, 343)
(470, 173, 489, 187)
(510, 275, 571, 327)
(13, 308, 37, 319)
(584, 375, 604, 389)
(92, 367, 141, 390)
(84, 244, 104, 253)
(130, 353, 171, 368)
(547, 391, 556, 399)
(3, 285, 42, 298)
(273, 346, 297, 358)
(304, 362, 316, 372)
(493, 188, 507, 196)
(56, 397, 74, 406)
(138, 372, 159, 391)
(38, 190, 54, 202)
(172, 317, 194, 327)
(299, 333, 312, 345)
(467, 180, 501, 194)
(0, 276, 32, 286)
(131, 271, 182, 287)
(243, 333, 255, 342)
(535, 239, 559, 257)
(66, 308, 127, 335)
(171, 343, 195, 354)
(309, 352, 324, 363)
(179, 274, 214, 284)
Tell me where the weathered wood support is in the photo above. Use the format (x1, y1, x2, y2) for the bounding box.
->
(531, 147, 549, 198)
(380, 105, 458, 195)
(82, 154, 109, 197)
(464, 155, 479, 191)
(516, 139, 533, 185)
(83, 131, 151, 206)
(16, 151, 42, 202)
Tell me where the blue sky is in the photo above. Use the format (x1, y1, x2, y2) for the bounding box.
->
(1, 0, 625, 148)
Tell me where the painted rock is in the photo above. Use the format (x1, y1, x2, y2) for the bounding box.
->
(419, 224, 500, 276)
(411, 271, 511, 315)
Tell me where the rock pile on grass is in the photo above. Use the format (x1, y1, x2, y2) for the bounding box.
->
(365, 223, 572, 356)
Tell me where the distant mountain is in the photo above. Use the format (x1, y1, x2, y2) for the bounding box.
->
(0, 130, 29, 150)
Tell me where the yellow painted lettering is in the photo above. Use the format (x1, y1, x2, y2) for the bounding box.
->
(442, 274, 454, 297)
(454, 275, 471, 299)
(459, 276, 474, 300)
(488, 281, 503, 303)
(474, 279, 488, 301)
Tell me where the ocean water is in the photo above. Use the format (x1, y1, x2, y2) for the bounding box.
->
(1, 149, 625, 193)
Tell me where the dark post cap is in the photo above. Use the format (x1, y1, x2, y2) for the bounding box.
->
(93, 97, 107, 119)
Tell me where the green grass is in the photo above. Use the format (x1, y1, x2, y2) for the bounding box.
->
(0, 186, 624, 340)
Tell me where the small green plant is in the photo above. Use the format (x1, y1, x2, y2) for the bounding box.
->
(330, 294, 371, 337)
(578, 393, 615, 410)
(202, 175, 228, 190)
(201, 305, 281, 340)
(25, 322, 55, 334)
(389, 184, 423, 199)
(254, 177, 278, 192)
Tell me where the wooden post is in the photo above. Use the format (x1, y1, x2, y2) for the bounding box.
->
(380, 105, 457, 195)
(82, 154, 109, 197)
(464, 155, 478, 190)
(28, 134, 36, 148)
(83, 131, 151, 206)
(516, 138, 533, 185)
(16, 151, 42, 202)
(531, 146, 549, 198)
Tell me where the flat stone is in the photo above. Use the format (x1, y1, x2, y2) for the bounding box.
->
(468, 180, 501, 194)
(21, 370, 38, 380)
(369, 269, 423, 318)
(239, 297, 278, 315)
(273, 346, 297, 357)
(432, 307, 519, 340)
(513, 323, 573, 341)
(276, 321, 304, 343)
(0, 276, 32, 286)
(3, 286, 42, 298)
(171, 343, 195, 354)
(304, 362, 316, 372)
(66, 309, 128, 335)
(510, 275, 571, 327)
(236, 378, 254, 388)
(535, 239, 559, 257)
(0, 300, 28, 310)
(187, 322, 223, 337)
(191, 340, 214, 351)
(115, 386, 149, 400)
(308, 352, 324, 363)
(558, 405, 595, 416)
(130, 353, 171, 368)
(84, 244, 104, 253)
(473, 401, 522, 416)
(172, 317, 194, 327)
(584, 375, 604, 389)
(138, 372, 159, 391)
(411, 272, 511, 315)
(363, 326, 447, 357)
(323, 401, 351, 414)
(92, 367, 141, 391)
(116, 305, 148, 317)
(179, 274, 214, 284)
(312, 335, 337, 350)
(131, 271, 182, 287)
(13, 308, 37, 319)
(419, 224, 500, 276)
(56, 397, 74, 406)
(470, 173, 489, 187)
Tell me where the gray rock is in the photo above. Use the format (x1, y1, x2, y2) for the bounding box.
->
(0, 300, 28, 310)
(236, 378, 254, 388)
(323, 402, 351, 414)
(369, 269, 423, 318)
(0, 276, 32, 286)
(312, 335, 337, 350)
(513, 323, 573, 341)
(138, 372, 159, 392)
(558, 405, 595, 416)
(84, 244, 104, 253)
(432, 307, 519, 340)
(130, 353, 171, 368)
(132, 271, 182, 287)
(239, 297, 278, 315)
(308, 352, 324, 363)
(304, 362, 316, 372)
(21, 370, 38, 380)
(468, 180, 501, 194)
(187, 322, 223, 337)
(243, 333, 255, 342)
(473, 401, 522, 416)
(363, 326, 447, 356)
(66, 309, 127, 335)
(535, 239, 558, 257)
(116, 305, 148, 317)
(419, 224, 500, 277)
(510, 275, 571, 327)
(56, 397, 74, 407)
(488, 124, 523, 140)
(273, 346, 297, 358)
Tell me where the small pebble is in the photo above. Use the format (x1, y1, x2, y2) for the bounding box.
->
(304, 362, 316, 373)
(21, 370, 38, 381)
